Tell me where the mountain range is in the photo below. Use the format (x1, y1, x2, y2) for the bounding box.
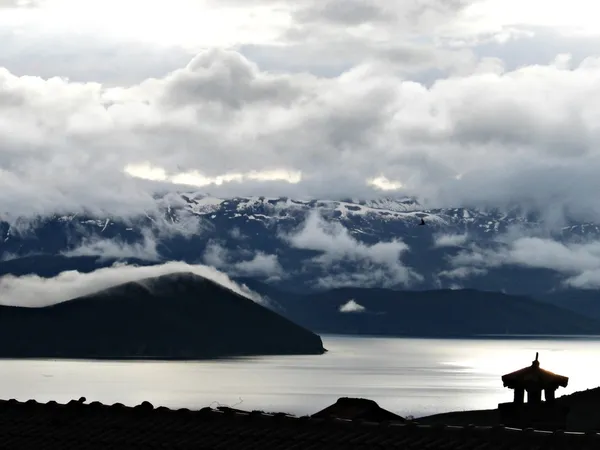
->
(1, 193, 599, 305)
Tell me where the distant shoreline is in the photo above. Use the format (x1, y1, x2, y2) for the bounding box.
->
(0, 351, 327, 363)
(0, 356, 242, 362)
(320, 333, 600, 341)
(3, 333, 600, 362)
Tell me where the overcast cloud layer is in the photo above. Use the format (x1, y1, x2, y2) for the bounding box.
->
(1, 0, 600, 222)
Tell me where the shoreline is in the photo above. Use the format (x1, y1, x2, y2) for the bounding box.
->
(320, 333, 600, 342)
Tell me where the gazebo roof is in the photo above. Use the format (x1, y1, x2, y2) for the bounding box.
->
(501, 353, 568, 390)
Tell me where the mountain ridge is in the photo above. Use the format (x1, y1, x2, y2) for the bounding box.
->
(1, 193, 600, 298)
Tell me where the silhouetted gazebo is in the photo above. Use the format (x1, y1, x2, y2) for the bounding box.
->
(498, 352, 570, 430)
(501, 352, 569, 404)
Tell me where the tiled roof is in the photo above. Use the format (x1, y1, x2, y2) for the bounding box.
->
(502, 353, 569, 390)
(0, 397, 599, 449)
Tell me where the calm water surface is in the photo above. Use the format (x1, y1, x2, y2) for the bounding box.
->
(1, 335, 599, 418)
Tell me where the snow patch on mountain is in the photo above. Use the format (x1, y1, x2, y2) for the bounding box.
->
(175, 194, 450, 226)
(38, 193, 600, 242)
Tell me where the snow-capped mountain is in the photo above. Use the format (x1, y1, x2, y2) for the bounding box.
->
(1, 193, 599, 296)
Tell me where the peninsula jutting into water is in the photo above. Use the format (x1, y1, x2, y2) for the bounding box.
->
(0, 272, 325, 360)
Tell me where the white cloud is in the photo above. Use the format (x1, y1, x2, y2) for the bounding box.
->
(434, 233, 468, 248)
(2, 50, 600, 222)
(0, 1, 290, 48)
(234, 252, 284, 279)
(339, 299, 366, 313)
(284, 211, 421, 287)
(0, 0, 600, 227)
(0, 0, 40, 7)
(438, 266, 488, 280)
(202, 241, 284, 280)
(456, 0, 600, 37)
(229, 227, 245, 240)
(0, 29, 193, 85)
(62, 229, 161, 262)
(203, 242, 229, 269)
(0, 261, 265, 307)
(566, 270, 600, 289)
(445, 236, 600, 288)
(203, 241, 231, 269)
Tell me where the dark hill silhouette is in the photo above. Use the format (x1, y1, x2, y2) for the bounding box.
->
(234, 280, 600, 337)
(536, 289, 600, 320)
(0, 272, 325, 359)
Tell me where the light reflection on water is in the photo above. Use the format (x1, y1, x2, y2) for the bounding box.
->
(0, 335, 599, 418)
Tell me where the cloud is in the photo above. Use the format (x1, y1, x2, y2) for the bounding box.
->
(293, 0, 393, 26)
(0, 29, 193, 85)
(290, 0, 478, 32)
(229, 227, 245, 240)
(62, 229, 160, 262)
(0, 0, 40, 7)
(234, 253, 284, 279)
(438, 266, 488, 280)
(278, 0, 478, 74)
(202, 241, 284, 280)
(445, 235, 600, 288)
(0, 261, 265, 307)
(203, 242, 230, 269)
(3, 49, 600, 224)
(434, 233, 468, 248)
(284, 211, 421, 287)
(339, 299, 366, 313)
(1, 1, 600, 227)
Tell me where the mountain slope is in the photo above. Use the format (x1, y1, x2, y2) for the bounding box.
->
(0, 272, 326, 359)
(241, 281, 600, 337)
(536, 290, 600, 320)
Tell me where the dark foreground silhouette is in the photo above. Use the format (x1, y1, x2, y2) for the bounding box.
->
(0, 272, 325, 359)
(418, 386, 600, 432)
(238, 279, 600, 337)
(0, 396, 597, 450)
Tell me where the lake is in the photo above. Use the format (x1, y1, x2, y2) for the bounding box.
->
(1, 335, 599, 418)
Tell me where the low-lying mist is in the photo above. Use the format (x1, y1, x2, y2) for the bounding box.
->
(0, 261, 264, 308)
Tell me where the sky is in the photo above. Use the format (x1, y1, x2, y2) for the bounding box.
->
(1, 0, 600, 220)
